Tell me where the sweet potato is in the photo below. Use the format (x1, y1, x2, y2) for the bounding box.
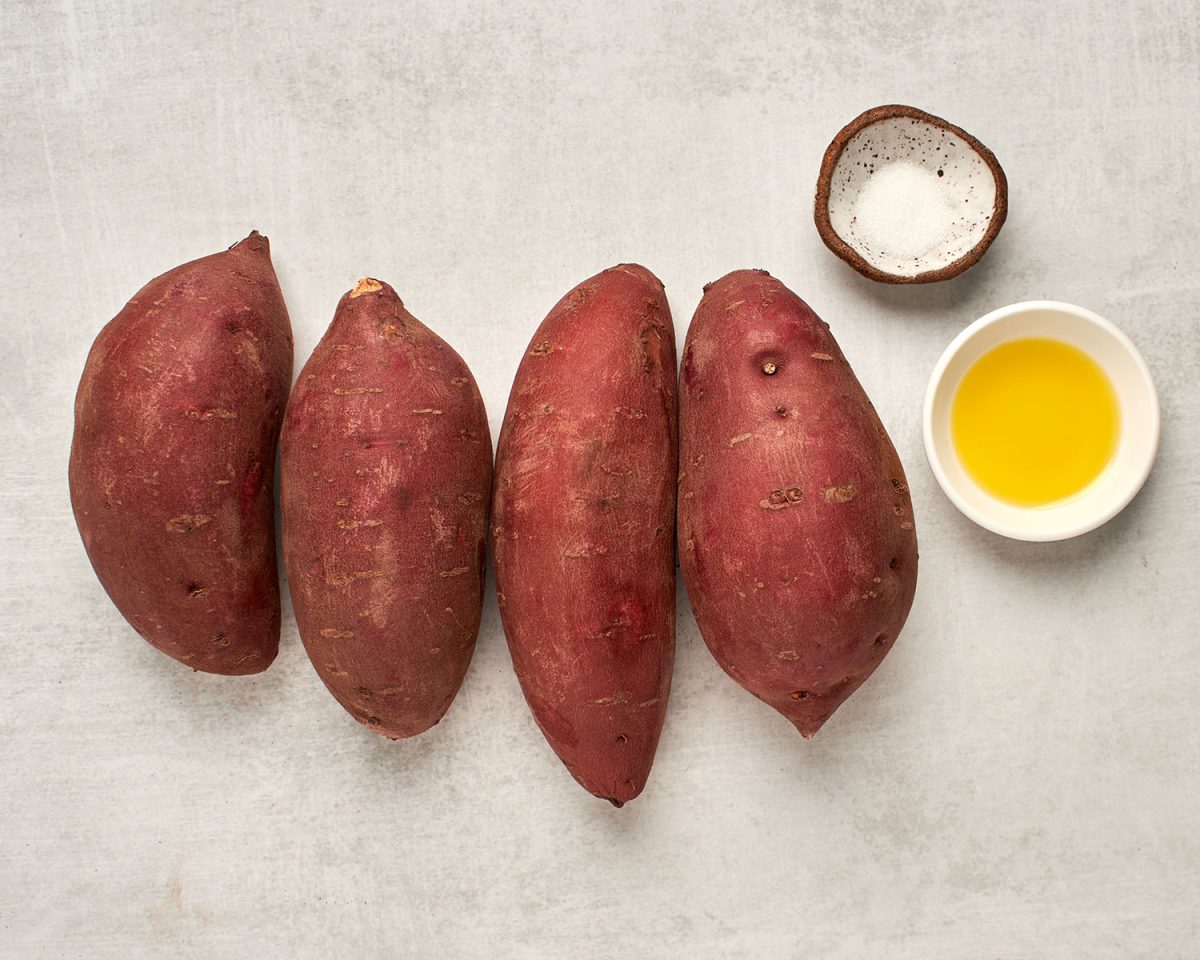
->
(678, 269, 917, 736)
(280, 280, 491, 738)
(69, 232, 293, 675)
(492, 265, 677, 806)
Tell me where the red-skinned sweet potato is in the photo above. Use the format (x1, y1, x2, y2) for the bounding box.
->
(493, 265, 677, 806)
(678, 269, 917, 736)
(280, 279, 492, 738)
(69, 231, 293, 675)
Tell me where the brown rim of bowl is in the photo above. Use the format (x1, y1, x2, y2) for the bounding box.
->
(813, 104, 1009, 285)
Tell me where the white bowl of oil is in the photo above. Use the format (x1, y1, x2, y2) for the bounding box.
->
(924, 301, 1159, 541)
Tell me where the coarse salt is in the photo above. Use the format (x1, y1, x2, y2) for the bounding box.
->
(853, 162, 957, 260)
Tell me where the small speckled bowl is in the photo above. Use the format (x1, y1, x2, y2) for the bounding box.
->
(814, 104, 1008, 284)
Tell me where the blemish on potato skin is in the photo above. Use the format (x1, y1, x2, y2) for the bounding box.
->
(164, 514, 212, 533)
(377, 321, 404, 343)
(184, 407, 237, 421)
(823, 483, 859, 503)
(760, 487, 803, 510)
(587, 619, 631, 641)
(728, 433, 752, 446)
(563, 543, 609, 558)
(320, 628, 354, 639)
(810, 352, 833, 361)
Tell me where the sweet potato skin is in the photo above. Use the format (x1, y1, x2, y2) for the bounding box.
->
(69, 232, 294, 675)
(280, 280, 492, 739)
(493, 265, 677, 806)
(678, 270, 917, 736)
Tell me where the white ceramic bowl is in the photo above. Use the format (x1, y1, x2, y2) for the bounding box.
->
(923, 301, 1159, 541)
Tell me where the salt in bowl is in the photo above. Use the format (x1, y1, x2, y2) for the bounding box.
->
(814, 104, 1008, 284)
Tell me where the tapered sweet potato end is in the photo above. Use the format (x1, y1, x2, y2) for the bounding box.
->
(316, 637, 475, 743)
(552, 717, 666, 808)
(361, 713, 442, 741)
(606, 262, 664, 291)
(196, 642, 280, 677)
(791, 717, 824, 740)
(521, 687, 666, 809)
(229, 229, 270, 255)
(571, 763, 649, 808)
(330, 276, 410, 328)
(349, 276, 385, 298)
(771, 674, 869, 739)
(349, 682, 466, 741)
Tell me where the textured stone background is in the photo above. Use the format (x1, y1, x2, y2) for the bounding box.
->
(2, 1, 1198, 956)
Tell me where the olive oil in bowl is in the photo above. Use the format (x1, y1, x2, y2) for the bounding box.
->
(950, 337, 1120, 507)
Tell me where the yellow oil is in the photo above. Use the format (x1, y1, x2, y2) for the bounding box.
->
(951, 337, 1120, 507)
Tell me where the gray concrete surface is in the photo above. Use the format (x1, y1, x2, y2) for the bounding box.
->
(2, 1, 1198, 957)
